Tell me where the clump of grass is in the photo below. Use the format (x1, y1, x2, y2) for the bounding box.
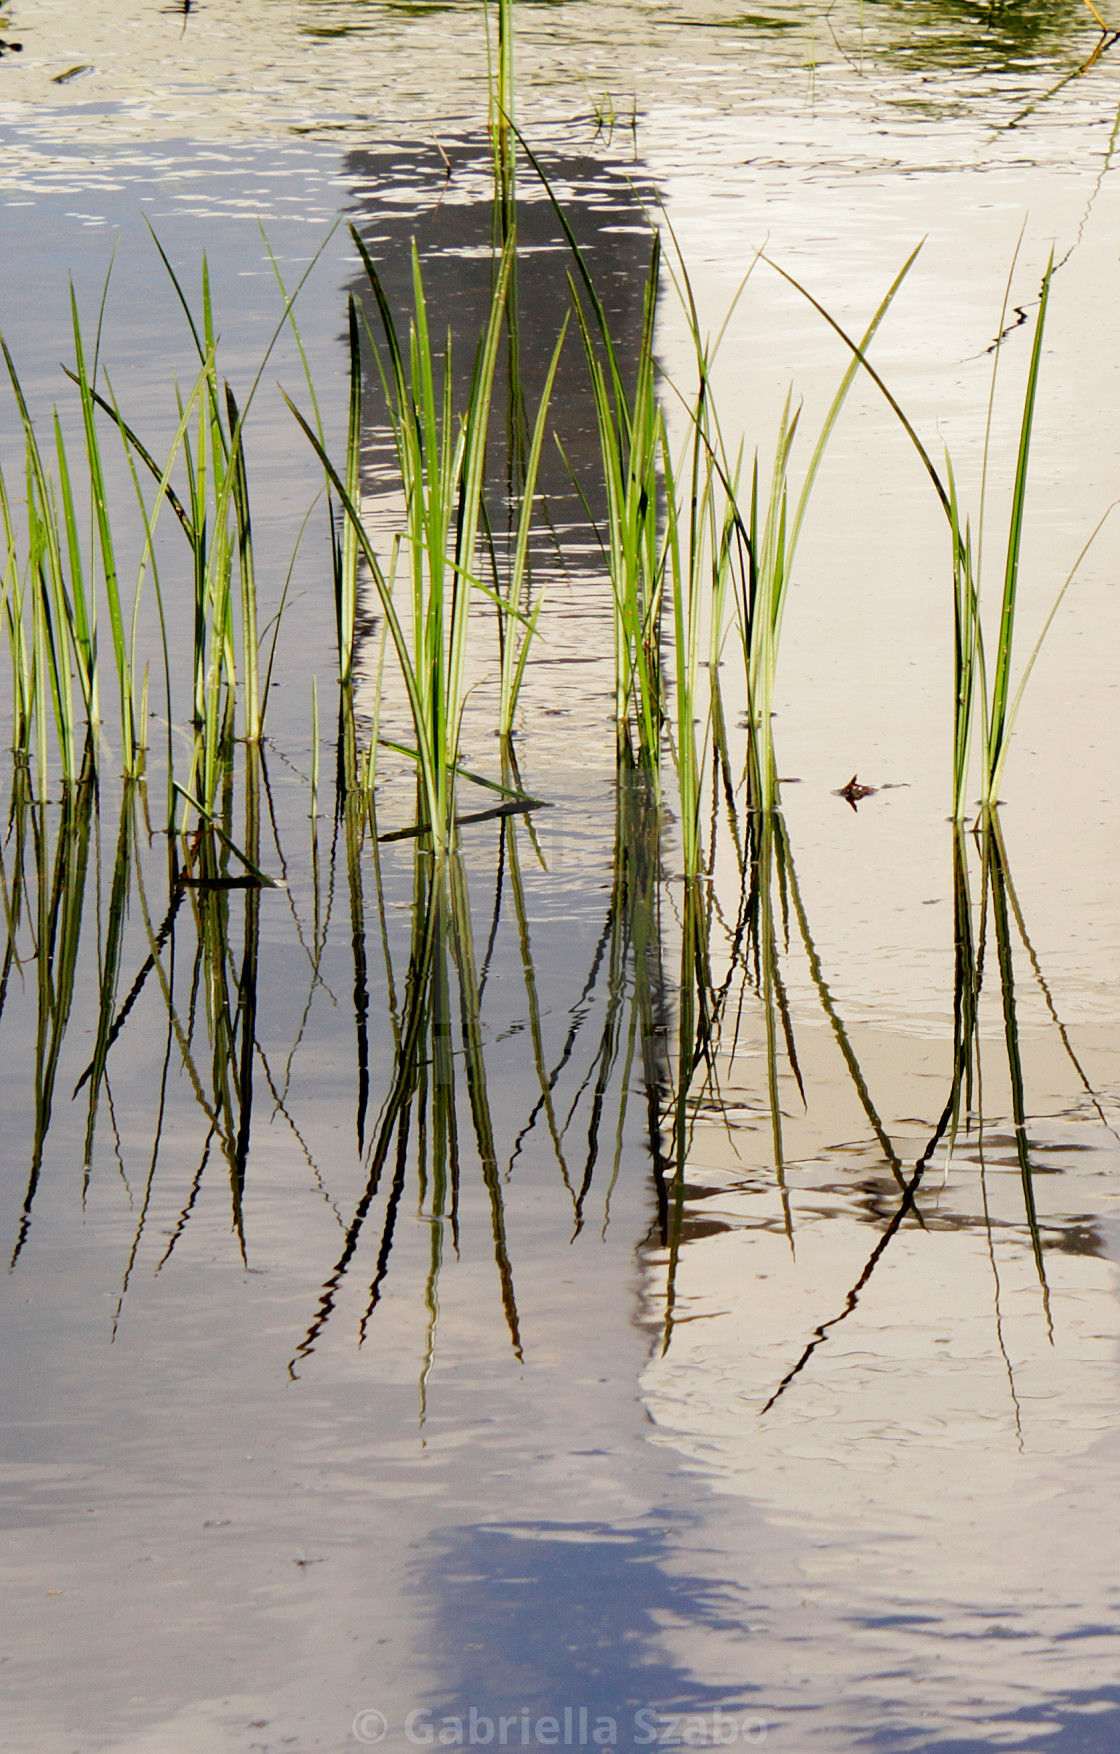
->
(772, 246, 1109, 820)
(140, 237, 330, 810)
(516, 133, 665, 770)
(945, 250, 1052, 819)
(486, 0, 517, 242)
(569, 234, 664, 770)
(526, 141, 920, 830)
(0, 299, 159, 787)
(947, 251, 1109, 819)
(655, 252, 752, 877)
(0, 315, 218, 791)
(727, 248, 922, 813)
(0, 238, 326, 809)
(289, 227, 559, 848)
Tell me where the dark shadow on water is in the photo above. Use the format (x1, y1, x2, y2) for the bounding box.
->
(861, 1685, 1120, 1754)
(413, 1519, 1120, 1752)
(414, 1518, 765, 1725)
(342, 135, 656, 533)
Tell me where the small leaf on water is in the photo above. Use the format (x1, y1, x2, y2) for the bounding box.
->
(835, 773, 878, 810)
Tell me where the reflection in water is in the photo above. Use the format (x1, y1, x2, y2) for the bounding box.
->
(291, 761, 672, 1379)
(652, 800, 1113, 1394)
(3, 176, 1116, 1732)
(885, 0, 1109, 67)
(2, 688, 1087, 1416)
(642, 794, 1120, 1747)
(1, 754, 280, 1272)
(341, 136, 658, 804)
(294, 830, 526, 1372)
(6, 763, 93, 1266)
(2, 668, 1119, 1748)
(3, 18, 1120, 1743)
(417, 1519, 762, 1727)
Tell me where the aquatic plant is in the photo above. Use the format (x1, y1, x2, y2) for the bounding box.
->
(0, 237, 330, 814)
(0, 0, 1109, 1420)
(953, 254, 1112, 821)
(770, 247, 1108, 820)
(525, 146, 922, 826)
(948, 251, 1054, 819)
(514, 133, 665, 770)
(0, 306, 181, 786)
(720, 248, 921, 812)
(288, 230, 560, 848)
(487, 0, 517, 241)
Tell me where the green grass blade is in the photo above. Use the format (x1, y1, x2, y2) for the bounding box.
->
(984, 253, 1053, 805)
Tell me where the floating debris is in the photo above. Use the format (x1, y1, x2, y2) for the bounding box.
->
(836, 773, 878, 810)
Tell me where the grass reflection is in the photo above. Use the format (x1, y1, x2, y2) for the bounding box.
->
(292, 761, 670, 1376)
(0, 35, 1110, 1406)
(882, 0, 1110, 65)
(0, 688, 1106, 1426)
(10, 765, 94, 1264)
(756, 813, 1106, 1411)
(292, 833, 522, 1373)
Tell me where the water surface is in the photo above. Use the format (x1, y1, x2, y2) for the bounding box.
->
(2, 3, 1120, 1750)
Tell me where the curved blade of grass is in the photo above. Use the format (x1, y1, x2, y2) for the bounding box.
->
(988, 497, 1116, 805)
(984, 252, 1053, 805)
(762, 247, 951, 523)
(499, 317, 568, 733)
(282, 393, 440, 832)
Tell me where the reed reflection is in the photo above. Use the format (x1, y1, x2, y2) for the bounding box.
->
(881, 0, 1114, 68)
(0, 713, 1109, 1437)
(6, 762, 94, 1265)
(751, 813, 1108, 1412)
(292, 754, 674, 1377)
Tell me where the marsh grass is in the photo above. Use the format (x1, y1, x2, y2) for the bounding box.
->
(516, 133, 665, 769)
(0, 234, 331, 816)
(0, 106, 1077, 845)
(772, 246, 1106, 820)
(0, 320, 162, 786)
(571, 239, 664, 770)
(486, 0, 517, 242)
(289, 228, 561, 847)
(526, 152, 923, 829)
(656, 268, 750, 875)
(140, 241, 320, 806)
(0, 0, 1106, 1390)
(950, 251, 1053, 818)
(720, 247, 924, 812)
(954, 257, 1113, 819)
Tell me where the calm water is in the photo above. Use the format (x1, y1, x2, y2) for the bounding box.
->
(2, 4, 1120, 1751)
